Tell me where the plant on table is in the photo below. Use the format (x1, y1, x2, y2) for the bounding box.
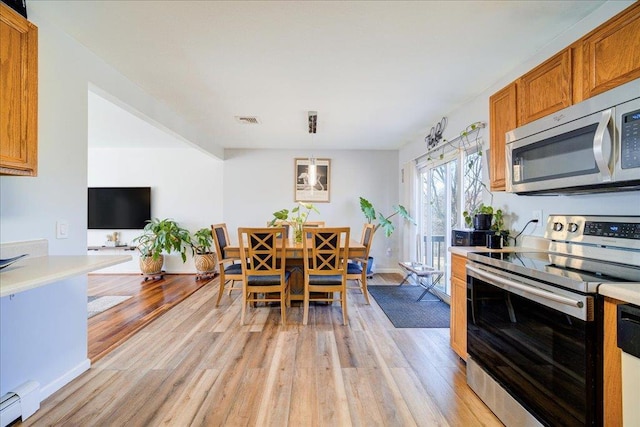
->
(269, 202, 319, 243)
(359, 197, 415, 237)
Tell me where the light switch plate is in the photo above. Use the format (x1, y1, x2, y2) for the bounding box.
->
(56, 220, 69, 239)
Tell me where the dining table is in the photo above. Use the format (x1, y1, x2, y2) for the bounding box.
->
(224, 237, 366, 300)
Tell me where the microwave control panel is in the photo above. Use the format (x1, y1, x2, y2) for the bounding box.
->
(621, 108, 640, 169)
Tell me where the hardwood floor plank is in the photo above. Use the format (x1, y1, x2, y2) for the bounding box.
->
(255, 330, 297, 426)
(343, 367, 385, 426)
(289, 367, 320, 426)
(21, 273, 505, 426)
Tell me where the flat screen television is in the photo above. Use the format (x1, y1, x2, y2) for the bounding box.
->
(88, 187, 151, 229)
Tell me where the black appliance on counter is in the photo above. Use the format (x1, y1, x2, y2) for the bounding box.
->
(466, 215, 640, 427)
(451, 229, 494, 246)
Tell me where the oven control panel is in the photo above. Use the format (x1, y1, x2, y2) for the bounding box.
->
(584, 221, 640, 239)
(546, 215, 640, 251)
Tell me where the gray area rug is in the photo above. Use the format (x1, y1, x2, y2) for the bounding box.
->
(87, 295, 132, 318)
(368, 285, 450, 328)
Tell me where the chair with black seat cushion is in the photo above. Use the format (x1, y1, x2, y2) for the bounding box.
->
(238, 227, 290, 325)
(347, 223, 376, 305)
(303, 221, 325, 238)
(211, 223, 243, 306)
(302, 227, 350, 325)
(267, 220, 290, 239)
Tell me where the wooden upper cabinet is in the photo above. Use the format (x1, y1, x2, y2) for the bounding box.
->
(580, 2, 640, 100)
(489, 83, 516, 192)
(517, 48, 572, 126)
(0, 3, 38, 176)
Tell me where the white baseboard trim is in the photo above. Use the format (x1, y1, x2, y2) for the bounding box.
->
(38, 358, 91, 402)
(372, 268, 403, 274)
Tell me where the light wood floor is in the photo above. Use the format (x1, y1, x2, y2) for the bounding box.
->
(88, 274, 209, 362)
(22, 273, 502, 426)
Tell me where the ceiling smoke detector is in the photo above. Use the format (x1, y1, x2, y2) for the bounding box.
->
(235, 116, 260, 124)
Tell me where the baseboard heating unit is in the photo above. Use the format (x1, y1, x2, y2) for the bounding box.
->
(0, 381, 40, 427)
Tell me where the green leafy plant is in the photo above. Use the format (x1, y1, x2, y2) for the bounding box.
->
(133, 218, 191, 262)
(190, 227, 214, 255)
(462, 204, 510, 245)
(269, 202, 319, 242)
(359, 197, 415, 237)
(463, 203, 494, 228)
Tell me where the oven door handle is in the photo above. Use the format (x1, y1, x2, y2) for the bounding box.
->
(467, 265, 584, 309)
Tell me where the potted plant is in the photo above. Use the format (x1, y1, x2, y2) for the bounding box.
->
(269, 202, 319, 243)
(359, 197, 415, 238)
(463, 203, 494, 230)
(133, 218, 191, 275)
(190, 227, 217, 279)
(463, 204, 510, 247)
(359, 197, 415, 276)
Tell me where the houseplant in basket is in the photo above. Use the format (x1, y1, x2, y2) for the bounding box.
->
(269, 202, 319, 243)
(133, 218, 191, 275)
(190, 227, 217, 279)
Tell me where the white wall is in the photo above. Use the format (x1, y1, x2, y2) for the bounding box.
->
(224, 149, 402, 270)
(0, 8, 209, 400)
(87, 147, 224, 273)
(399, 1, 640, 242)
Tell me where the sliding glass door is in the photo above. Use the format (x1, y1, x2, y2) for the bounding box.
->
(417, 148, 482, 297)
(418, 156, 458, 295)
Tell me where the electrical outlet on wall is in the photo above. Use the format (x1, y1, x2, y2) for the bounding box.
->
(532, 210, 543, 225)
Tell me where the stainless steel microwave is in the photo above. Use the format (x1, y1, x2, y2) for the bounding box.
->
(506, 78, 640, 195)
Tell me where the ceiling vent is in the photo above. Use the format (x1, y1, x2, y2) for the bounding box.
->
(235, 116, 260, 125)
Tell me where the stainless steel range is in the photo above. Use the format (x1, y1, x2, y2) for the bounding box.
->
(466, 215, 640, 427)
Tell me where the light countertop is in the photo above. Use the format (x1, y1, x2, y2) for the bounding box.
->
(0, 255, 132, 297)
(598, 284, 640, 306)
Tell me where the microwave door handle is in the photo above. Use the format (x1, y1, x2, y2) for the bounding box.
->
(593, 108, 613, 182)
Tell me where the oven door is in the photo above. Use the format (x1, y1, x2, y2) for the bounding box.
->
(466, 262, 598, 427)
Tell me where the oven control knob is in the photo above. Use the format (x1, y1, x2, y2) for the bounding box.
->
(568, 223, 579, 233)
(553, 222, 564, 232)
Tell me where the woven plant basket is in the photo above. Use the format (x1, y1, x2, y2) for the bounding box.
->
(194, 253, 217, 274)
(139, 255, 164, 275)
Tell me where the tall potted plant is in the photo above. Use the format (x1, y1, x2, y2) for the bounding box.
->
(359, 197, 415, 275)
(133, 218, 191, 275)
(190, 227, 217, 279)
(359, 197, 415, 237)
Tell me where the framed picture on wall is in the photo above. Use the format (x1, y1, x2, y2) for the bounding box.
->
(294, 158, 330, 203)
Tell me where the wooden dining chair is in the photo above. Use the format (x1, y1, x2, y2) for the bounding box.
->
(303, 221, 325, 238)
(267, 220, 290, 239)
(211, 223, 243, 306)
(237, 227, 290, 325)
(302, 227, 350, 325)
(347, 223, 376, 304)
(305, 221, 325, 227)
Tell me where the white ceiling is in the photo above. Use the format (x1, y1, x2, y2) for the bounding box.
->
(33, 1, 606, 152)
